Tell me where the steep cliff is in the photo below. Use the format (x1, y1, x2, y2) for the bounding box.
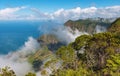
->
(37, 34, 65, 51)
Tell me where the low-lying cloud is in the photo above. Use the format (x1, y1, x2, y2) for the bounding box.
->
(95, 25, 107, 33)
(38, 23, 88, 44)
(0, 37, 40, 76)
(53, 27, 88, 44)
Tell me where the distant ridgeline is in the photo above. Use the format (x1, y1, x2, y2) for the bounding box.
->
(64, 18, 112, 33)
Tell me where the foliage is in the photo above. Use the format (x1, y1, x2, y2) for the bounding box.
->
(54, 32, 120, 76)
(44, 59, 59, 68)
(0, 66, 16, 76)
(41, 70, 48, 76)
(54, 63, 95, 76)
(101, 54, 120, 76)
(56, 46, 76, 69)
(85, 32, 120, 69)
(56, 46, 75, 62)
(106, 54, 120, 72)
(72, 34, 92, 50)
(0, 67, 36, 76)
(25, 72, 36, 76)
(108, 18, 120, 33)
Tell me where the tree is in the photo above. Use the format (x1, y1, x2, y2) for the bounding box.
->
(25, 72, 36, 76)
(72, 35, 91, 60)
(85, 32, 120, 70)
(0, 66, 16, 76)
(72, 34, 91, 50)
(56, 46, 76, 69)
(106, 54, 120, 72)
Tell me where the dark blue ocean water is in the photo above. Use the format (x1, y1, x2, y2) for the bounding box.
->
(0, 21, 43, 54)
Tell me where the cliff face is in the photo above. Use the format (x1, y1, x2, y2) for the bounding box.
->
(64, 18, 111, 34)
(108, 18, 120, 33)
(38, 34, 59, 44)
(37, 34, 65, 51)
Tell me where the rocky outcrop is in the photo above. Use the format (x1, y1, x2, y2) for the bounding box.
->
(37, 34, 66, 51)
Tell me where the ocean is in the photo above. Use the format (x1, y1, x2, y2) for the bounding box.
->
(0, 20, 62, 54)
(0, 20, 44, 54)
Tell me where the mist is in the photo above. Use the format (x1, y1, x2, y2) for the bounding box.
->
(38, 23, 88, 44)
(0, 37, 40, 76)
(52, 27, 88, 44)
(95, 25, 107, 33)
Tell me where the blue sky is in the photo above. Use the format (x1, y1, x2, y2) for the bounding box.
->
(1, 0, 120, 12)
(0, 0, 120, 21)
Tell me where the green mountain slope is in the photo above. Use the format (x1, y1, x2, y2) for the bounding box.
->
(64, 18, 111, 33)
(108, 18, 120, 33)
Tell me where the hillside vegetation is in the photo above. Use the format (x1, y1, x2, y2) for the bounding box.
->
(108, 18, 120, 33)
(0, 18, 120, 76)
(64, 18, 111, 33)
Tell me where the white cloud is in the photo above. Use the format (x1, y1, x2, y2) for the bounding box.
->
(52, 27, 88, 44)
(52, 7, 97, 21)
(0, 6, 26, 20)
(29, 6, 120, 22)
(50, 6, 120, 22)
(0, 6, 25, 15)
(0, 6, 120, 21)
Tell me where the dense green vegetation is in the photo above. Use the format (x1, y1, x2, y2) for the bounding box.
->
(52, 18, 120, 76)
(0, 18, 120, 76)
(53, 32, 120, 76)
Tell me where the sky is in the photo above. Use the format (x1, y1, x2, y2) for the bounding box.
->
(0, 0, 120, 21)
